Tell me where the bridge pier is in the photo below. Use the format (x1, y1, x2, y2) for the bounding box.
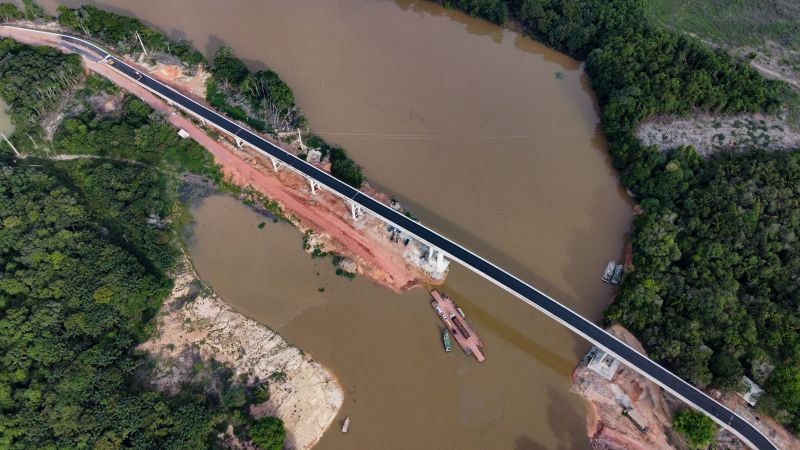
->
(268, 155, 283, 172)
(235, 137, 243, 148)
(308, 178, 319, 195)
(349, 201, 365, 221)
(426, 246, 449, 273)
(436, 250, 447, 272)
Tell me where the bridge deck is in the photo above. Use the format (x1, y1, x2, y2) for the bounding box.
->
(10, 27, 775, 450)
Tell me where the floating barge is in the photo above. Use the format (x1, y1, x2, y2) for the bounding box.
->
(430, 290, 485, 362)
(602, 261, 624, 285)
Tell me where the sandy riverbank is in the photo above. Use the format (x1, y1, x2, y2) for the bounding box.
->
(138, 257, 344, 450)
(0, 24, 351, 448)
(0, 23, 443, 293)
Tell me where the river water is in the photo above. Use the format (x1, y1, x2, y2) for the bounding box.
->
(38, 1, 633, 448)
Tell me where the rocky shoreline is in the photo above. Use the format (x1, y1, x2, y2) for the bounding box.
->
(138, 258, 344, 450)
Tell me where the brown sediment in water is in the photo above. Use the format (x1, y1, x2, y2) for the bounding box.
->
(18, 2, 638, 448)
(0, 24, 438, 293)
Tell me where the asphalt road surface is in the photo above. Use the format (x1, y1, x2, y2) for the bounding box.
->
(50, 30, 779, 450)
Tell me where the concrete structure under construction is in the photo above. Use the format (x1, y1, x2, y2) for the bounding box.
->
(587, 348, 620, 380)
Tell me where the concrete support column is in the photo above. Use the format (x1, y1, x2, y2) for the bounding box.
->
(308, 178, 319, 195)
(235, 137, 243, 148)
(427, 246, 434, 260)
(269, 156, 282, 172)
(350, 201, 364, 221)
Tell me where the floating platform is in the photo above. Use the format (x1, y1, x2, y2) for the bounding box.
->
(602, 261, 624, 285)
(430, 290, 485, 362)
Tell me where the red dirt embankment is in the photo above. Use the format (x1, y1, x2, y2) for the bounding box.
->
(573, 325, 800, 450)
(0, 26, 437, 292)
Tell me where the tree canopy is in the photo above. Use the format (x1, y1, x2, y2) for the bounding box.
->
(0, 38, 283, 449)
(436, 0, 508, 25)
(249, 417, 286, 450)
(56, 5, 206, 66)
(0, 38, 82, 139)
(0, 2, 22, 21)
(673, 409, 717, 448)
(444, 0, 800, 434)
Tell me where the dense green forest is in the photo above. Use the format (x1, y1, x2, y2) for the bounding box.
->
(45, 3, 366, 188)
(56, 4, 205, 66)
(207, 45, 365, 187)
(0, 38, 82, 144)
(445, 0, 800, 433)
(674, 408, 717, 448)
(0, 32, 284, 448)
(436, 0, 508, 24)
(5, 0, 800, 439)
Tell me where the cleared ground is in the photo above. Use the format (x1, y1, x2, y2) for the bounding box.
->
(646, 0, 800, 49)
(646, 0, 800, 130)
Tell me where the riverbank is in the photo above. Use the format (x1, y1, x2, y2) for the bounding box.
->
(572, 325, 800, 450)
(0, 24, 349, 448)
(138, 255, 344, 450)
(0, 23, 444, 292)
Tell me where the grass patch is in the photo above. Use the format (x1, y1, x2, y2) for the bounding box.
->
(646, 0, 800, 49)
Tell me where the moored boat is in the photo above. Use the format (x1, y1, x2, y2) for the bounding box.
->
(341, 416, 351, 433)
(430, 290, 485, 362)
(602, 261, 616, 283)
(610, 263, 624, 285)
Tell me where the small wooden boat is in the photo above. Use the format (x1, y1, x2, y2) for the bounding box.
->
(443, 329, 452, 352)
(341, 416, 351, 433)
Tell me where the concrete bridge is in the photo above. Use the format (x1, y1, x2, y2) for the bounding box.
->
(8, 27, 777, 450)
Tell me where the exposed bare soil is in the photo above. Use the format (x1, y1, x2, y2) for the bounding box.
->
(573, 326, 681, 450)
(636, 111, 800, 156)
(0, 25, 442, 292)
(738, 41, 800, 90)
(139, 259, 344, 450)
(573, 325, 800, 450)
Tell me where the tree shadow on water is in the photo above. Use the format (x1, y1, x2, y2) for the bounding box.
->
(514, 435, 548, 450)
(547, 385, 591, 450)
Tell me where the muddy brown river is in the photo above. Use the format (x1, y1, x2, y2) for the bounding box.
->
(38, 0, 634, 448)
